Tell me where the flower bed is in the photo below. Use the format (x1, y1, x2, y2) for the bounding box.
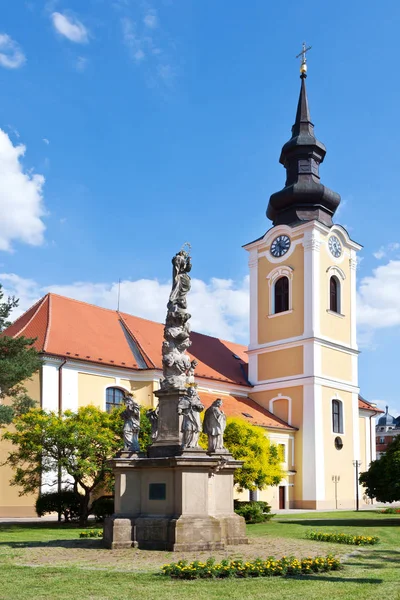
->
(306, 531, 379, 545)
(79, 530, 103, 538)
(379, 508, 400, 514)
(161, 555, 341, 579)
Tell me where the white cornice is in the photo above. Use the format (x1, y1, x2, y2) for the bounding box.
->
(248, 335, 359, 356)
(252, 375, 360, 395)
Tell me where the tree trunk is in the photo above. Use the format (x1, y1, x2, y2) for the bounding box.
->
(79, 492, 91, 526)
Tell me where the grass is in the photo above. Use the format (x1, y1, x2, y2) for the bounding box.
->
(0, 511, 399, 599)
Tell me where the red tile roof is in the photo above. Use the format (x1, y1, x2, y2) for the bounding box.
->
(358, 396, 384, 413)
(199, 392, 296, 430)
(4, 294, 249, 386)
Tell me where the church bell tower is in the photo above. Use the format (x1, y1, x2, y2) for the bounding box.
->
(245, 48, 362, 509)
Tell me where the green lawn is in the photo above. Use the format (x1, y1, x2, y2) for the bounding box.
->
(0, 511, 399, 600)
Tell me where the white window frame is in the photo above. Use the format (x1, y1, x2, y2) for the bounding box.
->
(267, 266, 294, 317)
(326, 266, 346, 317)
(331, 396, 345, 435)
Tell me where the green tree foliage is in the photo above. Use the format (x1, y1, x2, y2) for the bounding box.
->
(222, 418, 284, 491)
(359, 435, 400, 503)
(3, 405, 124, 525)
(0, 284, 41, 426)
(3, 404, 155, 524)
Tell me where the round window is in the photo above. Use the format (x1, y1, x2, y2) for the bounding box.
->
(334, 436, 343, 450)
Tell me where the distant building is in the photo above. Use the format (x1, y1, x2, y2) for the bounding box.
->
(375, 406, 400, 458)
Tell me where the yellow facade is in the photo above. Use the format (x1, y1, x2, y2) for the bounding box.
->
(321, 346, 353, 383)
(258, 244, 304, 344)
(0, 373, 41, 517)
(257, 346, 303, 381)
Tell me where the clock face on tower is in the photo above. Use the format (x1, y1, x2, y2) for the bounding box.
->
(270, 235, 291, 258)
(329, 235, 342, 258)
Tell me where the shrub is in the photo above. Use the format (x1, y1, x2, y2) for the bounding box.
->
(234, 500, 274, 523)
(91, 496, 114, 522)
(79, 529, 103, 538)
(306, 531, 379, 545)
(35, 490, 82, 522)
(379, 507, 400, 514)
(162, 554, 342, 579)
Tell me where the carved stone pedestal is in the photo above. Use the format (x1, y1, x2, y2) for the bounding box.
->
(104, 453, 248, 551)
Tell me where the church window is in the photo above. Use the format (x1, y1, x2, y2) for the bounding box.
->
(274, 276, 289, 314)
(332, 399, 343, 434)
(279, 444, 286, 462)
(106, 387, 125, 413)
(330, 276, 340, 313)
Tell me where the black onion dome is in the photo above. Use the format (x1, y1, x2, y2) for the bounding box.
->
(378, 406, 396, 427)
(267, 73, 341, 227)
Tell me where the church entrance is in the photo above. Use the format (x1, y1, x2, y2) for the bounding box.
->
(279, 486, 286, 509)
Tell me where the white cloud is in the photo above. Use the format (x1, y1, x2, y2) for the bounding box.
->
(1, 273, 250, 343)
(357, 260, 400, 331)
(75, 56, 88, 72)
(121, 17, 145, 62)
(144, 11, 158, 29)
(0, 34, 26, 69)
(51, 12, 89, 43)
(42, 138, 50, 145)
(0, 129, 46, 251)
(373, 242, 400, 260)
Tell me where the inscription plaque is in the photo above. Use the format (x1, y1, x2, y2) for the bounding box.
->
(149, 483, 166, 500)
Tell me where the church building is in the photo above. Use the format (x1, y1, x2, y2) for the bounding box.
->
(0, 59, 381, 517)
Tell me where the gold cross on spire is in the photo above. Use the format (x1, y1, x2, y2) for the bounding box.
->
(296, 42, 312, 75)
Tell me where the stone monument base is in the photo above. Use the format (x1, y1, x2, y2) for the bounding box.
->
(104, 452, 248, 551)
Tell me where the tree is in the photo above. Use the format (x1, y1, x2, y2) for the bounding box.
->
(3, 404, 154, 524)
(359, 435, 400, 503)
(222, 418, 284, 491)
(3, 405, 123, 524)
(0, 284, 41, 426)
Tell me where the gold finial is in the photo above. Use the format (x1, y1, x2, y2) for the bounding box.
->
(296, 42, 312, 75)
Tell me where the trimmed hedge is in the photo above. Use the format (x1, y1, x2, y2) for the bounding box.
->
(91, 496, 114, 522)
(234, 500, 274, 523)
(306, 531, 379, 545)
(162, 555, 342, 579)
(35, 491, 81, 522)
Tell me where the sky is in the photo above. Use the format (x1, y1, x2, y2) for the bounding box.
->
(0, 0, 399, 417)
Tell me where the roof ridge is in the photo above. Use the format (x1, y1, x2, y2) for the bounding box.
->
(10, 294, 49, 340)
(43, 293, 52, 351)
(117, 312, 155, 369)
(46, 292, 247, 351)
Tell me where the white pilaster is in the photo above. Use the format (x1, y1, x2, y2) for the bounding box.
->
(41, 363, 59, 412)
(302, 383, 325, 501)
(248, 249, 258, 384)
(61, 367, 79, 412)
(352, 392, 360, 461)
(349, 252, 358, 350)
(303, 226, 321, 339)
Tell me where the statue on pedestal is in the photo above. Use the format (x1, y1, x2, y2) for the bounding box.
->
(146, 406, 159, 441)
(203, 399, 226, 453)
(121, 393, 141, 452)
(160, 244, 198, 392)
(177, 386, 204, 448)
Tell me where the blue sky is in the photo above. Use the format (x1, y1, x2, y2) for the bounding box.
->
(0, 0, 400, 416)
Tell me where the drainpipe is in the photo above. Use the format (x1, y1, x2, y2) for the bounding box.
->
(57, 359, 67, 522)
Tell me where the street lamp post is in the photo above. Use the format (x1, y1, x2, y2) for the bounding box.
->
(353, 460, 362, 511)
(332, 475, 340, 509)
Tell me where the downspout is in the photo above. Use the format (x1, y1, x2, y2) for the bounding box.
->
(57, 359, 67, 522)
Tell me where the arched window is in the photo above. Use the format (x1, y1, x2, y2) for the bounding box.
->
(330, 276, 340, 313)
(274, 276, 289, 314)
(106, 387, 125, 413)
(332, 399, 343, 434)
